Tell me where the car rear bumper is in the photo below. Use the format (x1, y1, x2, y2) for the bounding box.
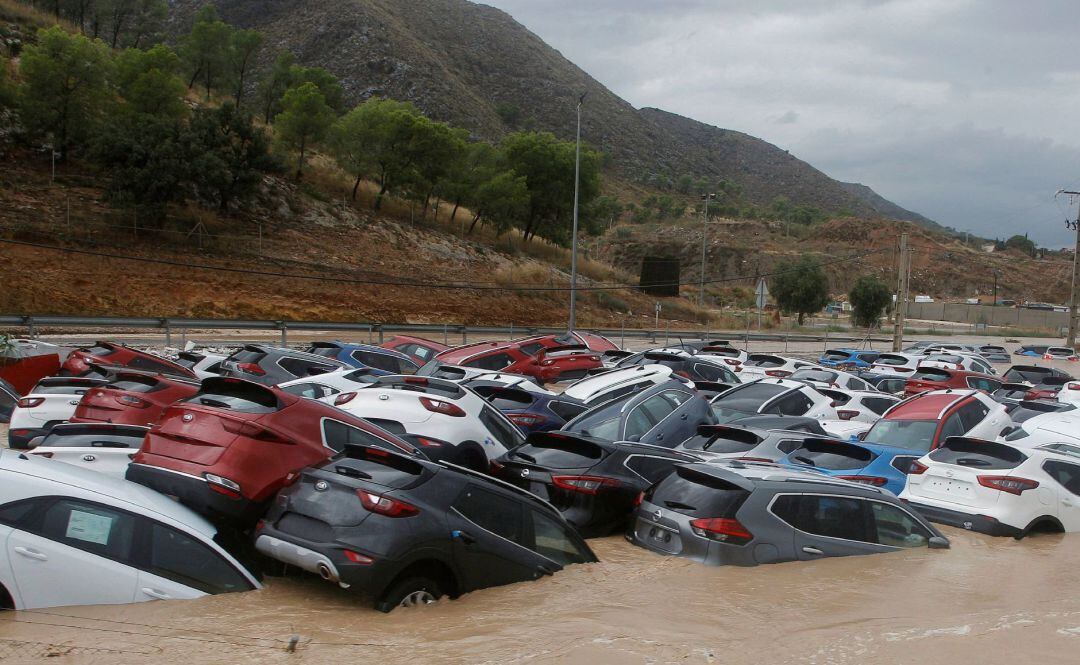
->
(903, 500, 1023, 538)
(7, 426, 50, 450)
(126, 463, 266, 526)
(254, 529, 394, 597)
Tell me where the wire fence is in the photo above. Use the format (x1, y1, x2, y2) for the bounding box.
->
(0, 636, 158, 659)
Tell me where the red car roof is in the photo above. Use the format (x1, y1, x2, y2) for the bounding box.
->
(887, 392, 969, 420)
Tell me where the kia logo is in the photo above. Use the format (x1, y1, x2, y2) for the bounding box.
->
(520, 469, 530, 478)
(82, 454, 96, 462)
(653, 509, 663, 522)
(314, 481, 329, 491)
(182, 414, 194, 422)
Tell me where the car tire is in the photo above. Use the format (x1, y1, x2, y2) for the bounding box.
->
(376, 576, 444, 613)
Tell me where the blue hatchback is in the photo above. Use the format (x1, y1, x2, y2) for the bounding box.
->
(780, 438, 921, 496)
(818, 348, 880, 369)
(307, 341, 420, 375)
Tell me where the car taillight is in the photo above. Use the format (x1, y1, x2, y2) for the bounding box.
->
(412, 436, 445, 448)
(31, 452, 53, 458)
(236, 362, 265, 376)
(723, 359, 740, 366)
(357, 489, 420, 517)
(689, 518, 753, 544)
(343, 549, 375, 565)
(977, 475, 1039, 495)
(837, 409, 859, 421)
(17, 397, 44, 409)
(1069, 383, 1080, 391)
(255, 520, 265, 532)
(673, 370, 692, 379)
(335, 392, 357, 406)
(551, 475, 621, 495)
(420, 397, 466, 417)
(204, 473, 242, 498)
(507, 413, 547, 427)
(403, 377, 429, 385)
(633, 491, 644, 507)
(765, 370, 791, 378)
(837, 475, 888, 486)
(116, 394, 149, 408)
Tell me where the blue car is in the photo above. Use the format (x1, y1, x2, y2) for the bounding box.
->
(780, 438, 920, 496)
(819, 348, 881, 369)
(469, 384, 589, 434)
(306, 341, 420, 375)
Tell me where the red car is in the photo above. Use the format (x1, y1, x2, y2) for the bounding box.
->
(862, 390, 1011, 454)
(126, 377, 417, 527)
(904, 367, 1001, 396)
(69, 371, 200, 427)
(434, 334, 604, 384)
(379, 335, 450, 365)
(62, 341, 197, 379)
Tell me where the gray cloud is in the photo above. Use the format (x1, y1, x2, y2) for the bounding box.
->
(481, 0, 1080, 247)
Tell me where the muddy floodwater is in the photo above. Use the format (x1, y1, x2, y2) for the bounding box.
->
(2, 526, 1080, 664)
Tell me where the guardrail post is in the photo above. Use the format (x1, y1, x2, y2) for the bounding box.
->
(443, 324, 448, 346)
(664, 322, 670, 347)
(378, 327, 384, 344)
(824, 328, 828, 354)
(165, 323, 172, 348)
(462, 327, 467, 344)
(279, 322, 287, 346)
(367, 325, 373, 344)
(785, 334, 789, 354)
(26, 317, 36, 339)
(509, 323, 514, 340)
(620, 321, 625, 349)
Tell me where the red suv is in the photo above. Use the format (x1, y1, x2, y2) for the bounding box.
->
(69, 371, 200, 427)
(434, 334, 607, 384)
(126, 377, 417, 527)
(904, 367, 1001, 396)
(62, 342, 197, 380)
(380, 335, 450, 365)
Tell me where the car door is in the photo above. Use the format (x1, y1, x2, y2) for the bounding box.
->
(770, 494, 884, 559)
(134, 520, 254, 601)
(447, 484, 555, 591)
(5, 498, 139, 609)
(633, 394, 681, 446)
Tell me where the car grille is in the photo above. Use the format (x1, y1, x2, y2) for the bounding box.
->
(277, 512, 336, 542)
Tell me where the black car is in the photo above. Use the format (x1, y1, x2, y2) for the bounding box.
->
(254, 443, 596, 612)
(1003, 365, 1072, 385)
(492, 431, 702, 537)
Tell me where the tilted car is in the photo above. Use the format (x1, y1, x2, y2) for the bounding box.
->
(69, 371, 200, 427)
(174, 351, 227, 380)
(817, 388, 900, 424)
(735, 354, 821, 381)
(561, 365, 684, 407)
(307, 341, 420, 375)
(254, 443, 596, 612)
(781, 438, 919, 495)
(61, 342, 197, 380)
(904, 367, 1000, 396)
(1000, 412, 1080, 448)
(276, 368, 382, 401)
(709, 379, 838, 424)
(434, 334, 609, 384)
(674, 424, 825, 463)
(817, 348, 880, 369)
(127, 377, 417, 527)
(218, 344, 348, 386)
(901, 437, 1080, 538)
(0, 450, 259, 610)
(1003, 365, 1072, 386)
(697, 344, 748, 369)
(468, 384, 587, 434)
(8, 376, 109, 449)
(919, 352, 997, 376)
(491, 431, 701, 537)
(379, 335, 450, 365)
(613, 351, 740, 383)
(29, 423, 149, 479)
(561, 381, 713, 447)
(628, 461, 948, 566)
(869, 352, 924, 378)
(862, 389, 1012, 455)
(976, 345, 1011, 363)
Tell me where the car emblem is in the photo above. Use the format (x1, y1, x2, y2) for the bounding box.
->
(315, 481, 329, 491)
(182, 414, 194, 422)
(82, 454, 96, 462)
(653, 509, 663, 522)
(520, 469, 530, 478)
(945, 469, 955, 478)
(379, 394, 389, 401)
(68, 400, 80, 406)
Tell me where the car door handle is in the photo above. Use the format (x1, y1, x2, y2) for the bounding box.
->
(802, 546, 824, 556)
(452, 530, 476, 545)
(680, 414, 688, 420)
(140, 587, 171, 600)
(14, 547, 48, 561)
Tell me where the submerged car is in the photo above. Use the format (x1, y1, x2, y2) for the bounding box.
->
(218, 345, 348, 386)
(628, 461, 947, 566)
(709, 379, 837, 423)
(736, 354, 821, 381)
(1003, 365, 1072, 386)
(491, 431, 701, 537)
(0, 449, 259, 610)
(8, 376, 109, 449)
(255, 442, 597, 612)
(862, 389, 1012, 455)
(818, 348, 880, 369)
(468, 384, 586, 433)
(434, 335, 607, 384)
(613, 351, 739, 383)
(28, 423, 149, 479)
(781, 438, 917, 496)
(561, 381, 712, 447)
(904, 367, 1000, 396)
(674, 424, 823, 463)
(174, 351, 227, 380)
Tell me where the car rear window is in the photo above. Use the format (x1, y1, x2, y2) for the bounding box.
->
(40, 427, 146, 449)
(789, 441, 874, 470)
(475, 387, 535, 410)
(823, 350, 852, 361)
(29, 381, 101, 395)
(331, 446, 427, 488)
(928, 439, 1027, 470)
(184, 379, 279, 413)
(680, 427, 763, 453)
(712, 383, 788, 414)
(981, 346, 1007, 354)
(1004, 367, 1052, 383)
(83, 344, 117, 356)
(307, 344, 341, 358)
(548, 399, 589, 422)
(510, 435, 607, 469)
(911, 368, 951, 382)
(175, 353, 203, 370)
(745, 355, 783, 368)
(876, 354, 911, 367)
(107, 376, 166, 393)
(702, 347, 740, 358)
(790, 369, 837, 384)
(645, 466, 750, 518)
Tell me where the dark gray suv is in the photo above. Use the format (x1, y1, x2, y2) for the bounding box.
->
(628, 461, 948, 566)
(219, 344, 347, 385)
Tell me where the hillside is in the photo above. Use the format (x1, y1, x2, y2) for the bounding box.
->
(165, 0, 936, 224)
(838, 182, 949, 233)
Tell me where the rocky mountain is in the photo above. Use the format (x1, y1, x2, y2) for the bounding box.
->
(838, 181, 948, 233)
(167, 0, 936, 224)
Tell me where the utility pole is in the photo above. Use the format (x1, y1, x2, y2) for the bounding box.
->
(699, 193, 716, 308)
(892, 233, 911, 351)
(568, 92, 587, 333)
(1055, 190, 1080, 349)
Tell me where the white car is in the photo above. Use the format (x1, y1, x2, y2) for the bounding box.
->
(697, 344, 748, 370)
(28, 423, 148, 479)
(461, 372, 553, 396)
(869, 352, 923, 378)
(999, 412, 1080, 448)
(1044, 347, 1080, 361)
(561, 365, 681, 407)
(788, 367, 877, 392)
(174, 351, 227, 380)
(1058, 380, 1080, 405)
(329, 375, 525, 469)
(0, 450, 259, 610)
(817, 388, 901, 424)
(276, 367, 384, 400)
(919, 353, 996, 376)
(901, 437, 1080, 537)
(8, 376, 109, 450)
(737, 354, 821, 381)
(710, 378, 838, 423)
(819, 418, 873, 441)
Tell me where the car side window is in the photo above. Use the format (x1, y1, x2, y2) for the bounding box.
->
(353, 351, 399, 373)
(694, 363, 726, 382)
(395, 357, 419, 375)
(529, 509, 589, 566)
(624, 455, 680, 483)
(465, 353, 515, 371)
(771, 494, 873, 543)
(280, 358, 335, 377)
(1043, 461, 1080, 496)
(767, 392, 813, 416)
(454, 485, 524, 543)
(776, 439, 803, 455)
(322, 419, 392, 452)
(0, 499, 45, 527)
(660, 390, 693, 409)
(39, 499, 137, 564)
(956, 401, 990, 431)
(938, 412, 965, 441)
(142, 522, 251, 594)
(127, 356, 176, 374)
(280, 382, 337, 399)
(479, 407, 525, 449)
(624, 404, 657, 440)
(869, 502, 930, 548)
(518, 343, 545, 357)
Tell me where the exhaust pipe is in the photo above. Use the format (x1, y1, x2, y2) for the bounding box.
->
(317, 563, 334, 581)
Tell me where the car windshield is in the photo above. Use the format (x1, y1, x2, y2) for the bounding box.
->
(864, 419, 938, 452)
(563, 399, 626, 440)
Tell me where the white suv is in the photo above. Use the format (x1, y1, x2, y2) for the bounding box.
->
(0, 450, 259, 610)
(8, 377, 108, 449)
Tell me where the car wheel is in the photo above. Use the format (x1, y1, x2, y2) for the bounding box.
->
(377, 576, 444, 613)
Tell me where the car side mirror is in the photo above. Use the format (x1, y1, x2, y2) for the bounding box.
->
(626, 434, 642, 442)
(928, 536, 950, 549)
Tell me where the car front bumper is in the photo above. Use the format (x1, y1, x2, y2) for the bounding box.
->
(903, 500, 1023, 538)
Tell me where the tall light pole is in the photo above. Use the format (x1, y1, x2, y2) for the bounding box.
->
(699, 193, 717, 308)
(1055, 189, 1080, 349)
(568, 92, 587, 333)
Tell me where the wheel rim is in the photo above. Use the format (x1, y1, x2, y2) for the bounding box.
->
(399, 590, 436, 607)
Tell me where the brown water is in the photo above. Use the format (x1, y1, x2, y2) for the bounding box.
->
(1, 529, 1079, 664)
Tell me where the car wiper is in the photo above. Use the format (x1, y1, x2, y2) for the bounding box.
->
(513, 451, 537, 463)
(664, 500, 697, 511)
(793, 455, 816, 466)
(955, 458, 991, 467)
(334, 465, 373, 479)
(198, 398, 231, 409)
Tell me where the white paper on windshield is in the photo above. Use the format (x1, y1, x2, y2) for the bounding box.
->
(65, 510, 113, 546)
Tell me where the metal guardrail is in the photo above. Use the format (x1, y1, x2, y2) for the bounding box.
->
(0, 314, 895, 348)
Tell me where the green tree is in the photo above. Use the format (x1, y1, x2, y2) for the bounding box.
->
(0, 57, 14, 109)
(770, 255, 830, 325)
(287, 65, 344, 112)
(408, 118, 468, 217)
(19, 26, 112, 158)
(470, 171, 529, 235)
(1004, 234, 1037, 257)
(274, 81, 334, 178)
(180, 4, 234, 99)
(848, 275, 892, 329)
(127, 0, 168, 48)
(329, 98, 423, 208)
(442, 141, 501, 224)
(113, 44, 186, 119)
(229, 28, 263, 108)
(257, 51, 295, 124)
(91, 112, 190, 220)
(186, 103, 276, 212)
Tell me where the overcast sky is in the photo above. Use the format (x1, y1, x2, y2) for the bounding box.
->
(481, 0, 1080, 247)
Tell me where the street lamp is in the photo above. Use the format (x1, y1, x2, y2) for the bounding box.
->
(699, 193, 717, 308)
(568, 91, 587, 333)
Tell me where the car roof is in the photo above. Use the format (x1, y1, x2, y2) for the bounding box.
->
(563, 365, 673, 399)
(679, 460, 888, 494)
(887, 390, 973, 419)
(0, 450, 217, 537)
